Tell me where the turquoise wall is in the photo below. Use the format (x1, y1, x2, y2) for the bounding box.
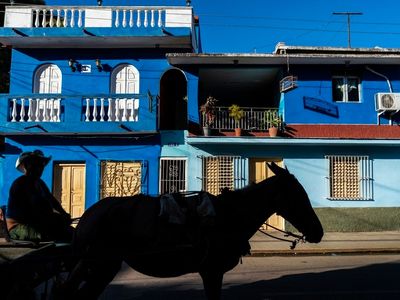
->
(162, 133, 400, 209)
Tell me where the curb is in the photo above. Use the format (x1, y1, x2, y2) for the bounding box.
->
(249, 248, 400, 256)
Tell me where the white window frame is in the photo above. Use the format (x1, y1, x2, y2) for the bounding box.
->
(332, 75, 361, 102)
(159, 157, 188, 194)
(34, 64, 62, 94)
(111, 64, 140, 94)
(326, 155, 373, 201)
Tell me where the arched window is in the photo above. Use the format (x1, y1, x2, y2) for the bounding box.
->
(34, 64, 62, 93)
(111, 64, 140, 94)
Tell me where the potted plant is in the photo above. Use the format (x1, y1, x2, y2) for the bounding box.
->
(264, 110, 282, 137)
(229, 104, 244, 136)
(200, 96, 218, 136)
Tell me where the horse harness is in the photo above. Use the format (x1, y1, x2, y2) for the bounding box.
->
(258, 224, 306, 250)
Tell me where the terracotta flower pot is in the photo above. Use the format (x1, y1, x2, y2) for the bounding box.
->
(268, 127, 278, 137)
(235, 128, 242, 136)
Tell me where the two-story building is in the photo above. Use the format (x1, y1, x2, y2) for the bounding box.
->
(164, 43, 400, 231)
(1, 3, 399, 232)
(0, 4, 199, 219)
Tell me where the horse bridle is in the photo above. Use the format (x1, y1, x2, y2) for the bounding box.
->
(258, 224, 306, 250)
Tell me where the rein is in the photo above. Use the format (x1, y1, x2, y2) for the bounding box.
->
(258, 224, 306, 250)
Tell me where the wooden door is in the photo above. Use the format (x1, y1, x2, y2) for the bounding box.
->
(249, 158, 285, 230)
(36, 64, 62, 94)
(53, 164, 86, 219)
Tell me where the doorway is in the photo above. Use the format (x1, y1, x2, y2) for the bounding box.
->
(159, 69, 187, 130)
(53, 163, 86, 219)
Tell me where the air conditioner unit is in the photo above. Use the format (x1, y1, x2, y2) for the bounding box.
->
(375, 93, 400, 111)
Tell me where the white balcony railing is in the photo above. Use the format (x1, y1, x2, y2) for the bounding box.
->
(202, 107, 280, 131)
(10, 97, 62, 122)
(4, 6, 193, 29)
(84, 97, 139, 122)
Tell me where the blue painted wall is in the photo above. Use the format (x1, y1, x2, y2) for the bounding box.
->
(284, 65, 400, 125)
(0, 136, 161, 208)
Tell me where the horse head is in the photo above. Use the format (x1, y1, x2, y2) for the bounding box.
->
(267, 162, 323, 244)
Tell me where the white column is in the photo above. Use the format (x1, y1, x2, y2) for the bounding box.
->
(77, 9, 83, 28)
(56, 9, 61, 27)
(27, 98, 33, 122)
(100, 98, 105, 121)
(136, 10, 141, 27)
(70, 9, 75, 27)
(55, 98, 61, 122)
(157, 10, 162, 27)
(150, 10, 155, 27)
(85, 98, 91, 122)
(35, 99, 41, 121)
(11, 99, 17, 122)
(122, 9, 127, 28)
(144, 10, 148, 27)
(49, 9, 54, 27)
(49, 98, 55, 122)
(129, 10, 134, 27)
(63, 9, 68, 27)
(92, 98, 98, 122)
(107, 98, 113, 121)
(115, 9, 120, 27)
(115, 99, 120, 121)
(20, 98, 26, 122)
(34, 9, 40, 27)
(122, 98, 128, 122)
(43, 99, 49, 121)
(41, 9, 47, 27)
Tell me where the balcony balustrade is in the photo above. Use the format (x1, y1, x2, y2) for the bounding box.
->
(3, 6, 192, 29)
(201, 106, 280, 131)
(1, 94, 155, 134)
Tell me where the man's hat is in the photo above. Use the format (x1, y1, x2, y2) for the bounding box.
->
(15, 150, 52, 173)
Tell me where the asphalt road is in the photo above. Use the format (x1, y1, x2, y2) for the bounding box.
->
(98, 254, 400, 300)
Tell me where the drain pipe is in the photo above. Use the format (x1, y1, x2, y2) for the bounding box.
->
(365, 66, 394, 125)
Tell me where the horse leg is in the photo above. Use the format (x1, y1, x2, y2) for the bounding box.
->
(199, 270, 224, 300)
(73, 258, 122, 300)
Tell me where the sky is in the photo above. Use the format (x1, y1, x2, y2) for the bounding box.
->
(46, 0, 400, 53)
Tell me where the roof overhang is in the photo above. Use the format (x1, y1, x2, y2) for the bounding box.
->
(187, 136, 400, 146)
(167, 53, 400, 66)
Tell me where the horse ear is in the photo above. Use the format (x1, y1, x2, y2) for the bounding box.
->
(267, 162, 289, 175)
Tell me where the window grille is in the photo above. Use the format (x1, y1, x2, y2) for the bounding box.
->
(100, 161, 142, 198)
(332, 75, 361, 102)
(326, 155, 372, 200)
(201, 156, 246, 195)
(159, 158, 187, 194)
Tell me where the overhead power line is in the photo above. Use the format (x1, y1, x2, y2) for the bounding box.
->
(333, 12, 363, 48)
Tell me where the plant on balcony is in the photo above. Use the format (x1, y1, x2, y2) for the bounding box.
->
(264, 109, 282, 137)
(200, 96, 218, 136)
(228, 104, 244, 136)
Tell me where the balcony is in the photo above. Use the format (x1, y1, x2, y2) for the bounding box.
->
(0, 94, 157, 135)
(0, 5, 195, 48)
(201, 106, 280, 132)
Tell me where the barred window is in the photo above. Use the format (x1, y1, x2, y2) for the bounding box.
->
(159, 158, 187, 194)
(202, 156, 246, 195)
(326, 155, 372, 200)
(100, 161, 142, 198)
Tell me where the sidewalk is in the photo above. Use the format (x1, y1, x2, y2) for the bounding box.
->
(249, 230, 400, 255)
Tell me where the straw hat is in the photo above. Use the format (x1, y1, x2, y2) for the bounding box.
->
(15, 150, 52, 173)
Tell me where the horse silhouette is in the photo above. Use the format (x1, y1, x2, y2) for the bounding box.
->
(58, 162, 323, 300)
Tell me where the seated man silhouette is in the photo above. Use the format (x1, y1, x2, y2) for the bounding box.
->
(6, 150, 73, 243)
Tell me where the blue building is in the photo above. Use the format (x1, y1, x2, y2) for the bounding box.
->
(0, 3, 199, 218)
(1, 3, 399, 232)
(165, 43, 400, 231)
